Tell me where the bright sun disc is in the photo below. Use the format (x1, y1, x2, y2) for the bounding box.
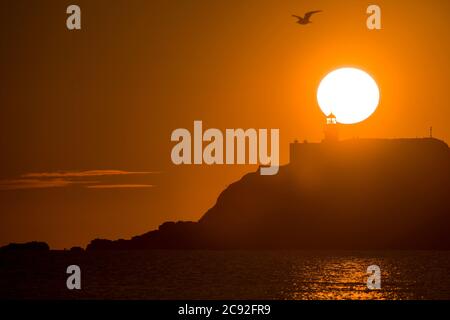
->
(317, 67, 380, 124)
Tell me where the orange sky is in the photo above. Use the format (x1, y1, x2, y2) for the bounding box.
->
(1, 0, 450, 248)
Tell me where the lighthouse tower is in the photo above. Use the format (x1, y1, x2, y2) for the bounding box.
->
(324, 113, 339, 142)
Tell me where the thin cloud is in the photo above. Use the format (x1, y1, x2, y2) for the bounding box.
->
(22, 170, 157, 178)
(0, 178, 93, 190)
(86, 184, 154, 189)
(0, 170, 158, 191)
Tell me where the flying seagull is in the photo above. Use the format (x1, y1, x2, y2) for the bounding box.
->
(292, 10, 322, 25)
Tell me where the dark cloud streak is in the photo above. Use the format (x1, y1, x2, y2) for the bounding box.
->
(0, 170, 158, 191)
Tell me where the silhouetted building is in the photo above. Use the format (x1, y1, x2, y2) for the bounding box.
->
(324, 113, 338, 142)
(290, 113, 339, 163)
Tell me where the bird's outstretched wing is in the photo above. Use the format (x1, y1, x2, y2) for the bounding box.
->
(292, 15, 302, 19)
(304, 10, 322, 19)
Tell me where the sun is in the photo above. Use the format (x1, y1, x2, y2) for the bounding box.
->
(317, 67, 380, 124)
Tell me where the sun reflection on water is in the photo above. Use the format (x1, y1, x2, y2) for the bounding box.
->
(278, 254, 420, 300)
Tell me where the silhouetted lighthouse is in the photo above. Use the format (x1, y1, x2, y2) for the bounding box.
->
(289, 113, 340, 164)
(324, 113, 339, 142)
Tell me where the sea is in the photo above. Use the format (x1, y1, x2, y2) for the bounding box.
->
(1, 251, 450, 300)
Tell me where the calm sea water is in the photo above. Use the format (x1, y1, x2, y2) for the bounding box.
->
(1, 251, 450, 300)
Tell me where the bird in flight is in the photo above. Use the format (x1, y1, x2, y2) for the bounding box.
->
(292, 11, 322, 25)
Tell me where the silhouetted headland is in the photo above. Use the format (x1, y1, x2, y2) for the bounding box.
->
(84, 137, 448, 250)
